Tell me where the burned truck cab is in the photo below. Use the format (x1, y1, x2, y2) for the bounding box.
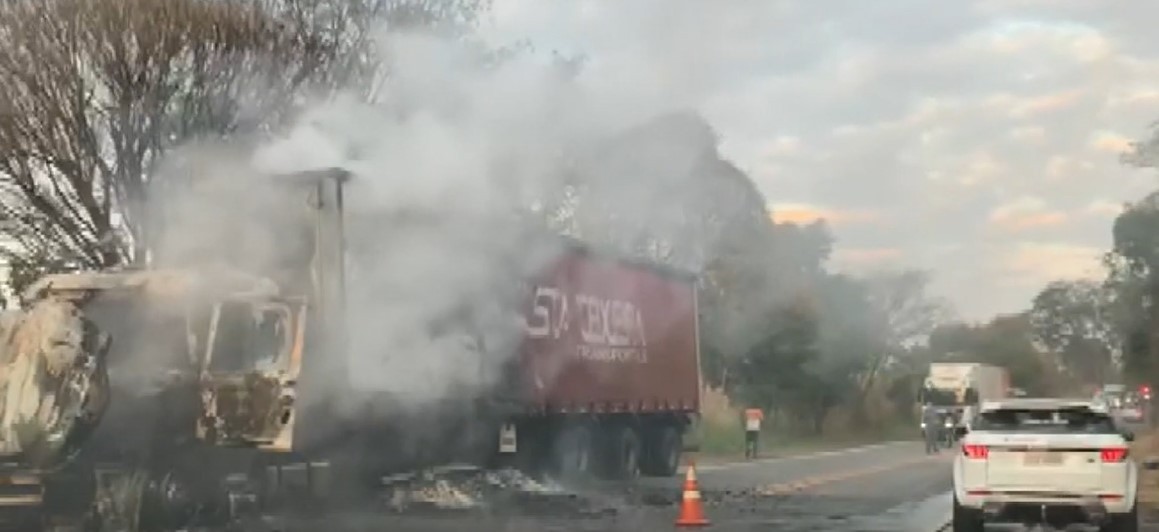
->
(237, 169, 349, 453)
(172, 168, 349, 455)
(195, 295, 307, 451)
(180, 168, 352, 509)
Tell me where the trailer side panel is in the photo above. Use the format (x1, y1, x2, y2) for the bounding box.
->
(521, 248, 699, 414)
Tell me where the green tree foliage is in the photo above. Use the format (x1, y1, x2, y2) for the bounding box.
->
(928, 314, 1064, 396)
(1103, 192, 1159, 385)
(1110, 133, 1159, 386)
(863, 270, 954, 350)
(1028, 279, 1118, 385)
(715, 216, 951, 432)
(730, 295, 824, 432)
(550, 112, 796, 392)
(811, 274, 887, 425)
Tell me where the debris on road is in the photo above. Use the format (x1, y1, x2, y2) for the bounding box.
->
(379, 464, 616, 519)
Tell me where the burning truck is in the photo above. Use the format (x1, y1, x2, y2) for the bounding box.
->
(0, 168, 702, 529)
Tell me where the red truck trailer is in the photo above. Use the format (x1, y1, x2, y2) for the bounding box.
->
(502, 242, 701, 479)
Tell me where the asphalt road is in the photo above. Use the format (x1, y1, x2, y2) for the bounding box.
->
(245, 440, 956, 532)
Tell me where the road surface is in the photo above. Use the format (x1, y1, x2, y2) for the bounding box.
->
(242, 441, 957, 532)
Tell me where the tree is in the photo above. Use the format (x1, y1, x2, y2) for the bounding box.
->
(730, 294, 826, 433)
(1121, 124, 1159, 170)
(1114, 128, 1159, 385)
(863, 269, 954, 350)
(1029, 279, 1118, 384)
(1104, 192, 1159, 385)
(850, 269, 953, 404)
(0, 0, 491, 292)
(561, 112, 836, 395)
(928, 314, 1066, 395)
(812, 273, 887, 426)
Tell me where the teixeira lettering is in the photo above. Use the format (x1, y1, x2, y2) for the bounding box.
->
(524, 285, 649, 363)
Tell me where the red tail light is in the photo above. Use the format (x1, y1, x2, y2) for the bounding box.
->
(962, 444, 988, 459)
(1101, 448, 1129, 463)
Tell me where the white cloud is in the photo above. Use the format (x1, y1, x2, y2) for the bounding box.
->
(1089, 130, 1133, 154)
(988, 196, 1068, 231)
(1001, 242, 1105, 283)
(486, 0, 1159, 319)
(831, 247, 905, 272)
(769, 202, 883, 226)
(1084, 199, 1124, 218)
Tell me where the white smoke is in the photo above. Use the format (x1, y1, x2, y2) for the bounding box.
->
(249, 29, 737, 412)
(129, 3, 796, 457)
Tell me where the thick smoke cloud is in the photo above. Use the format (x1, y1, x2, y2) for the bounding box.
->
(246, 31, 742, 414)
(133, 15, 780, 464)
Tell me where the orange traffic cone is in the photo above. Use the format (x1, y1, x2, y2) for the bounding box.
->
(675, 460, 710, 527)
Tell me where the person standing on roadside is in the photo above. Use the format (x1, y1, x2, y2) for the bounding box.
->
(744, 407, 764, 459)
(922, 405, 941, 454)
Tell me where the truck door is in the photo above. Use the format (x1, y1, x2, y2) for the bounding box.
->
(196, 298, 306, 451)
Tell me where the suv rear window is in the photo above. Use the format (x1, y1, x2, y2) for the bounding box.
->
(972, 407, 1118, 434)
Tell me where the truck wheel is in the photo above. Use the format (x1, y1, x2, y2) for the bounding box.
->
(641, 426, 681, 477)
(552, 425, 593, 480)
(952, 494, 984, 532)
(1101, 505, 1139, 532)
(90, 469, 147, 532)
(607, 426, 641, 480)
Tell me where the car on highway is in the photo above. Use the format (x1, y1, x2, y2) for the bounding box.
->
(1119, 399, 1145, 424)
(1094, 387, 1148, 424)
(952, 398, 1138, 532)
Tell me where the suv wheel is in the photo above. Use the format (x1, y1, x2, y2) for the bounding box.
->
(953, 494, 984, 532)
(1101, 504, 1139, 532)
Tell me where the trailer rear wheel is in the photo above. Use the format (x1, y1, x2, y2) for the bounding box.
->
(607, 426, 641, 480)
(552, 425, 593, 480)
(641, 426, 681, 477)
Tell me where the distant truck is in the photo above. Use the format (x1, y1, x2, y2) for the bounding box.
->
(919, 362, 1010, 429)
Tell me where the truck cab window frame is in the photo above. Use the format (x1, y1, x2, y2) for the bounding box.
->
(204, 300, 292, 374)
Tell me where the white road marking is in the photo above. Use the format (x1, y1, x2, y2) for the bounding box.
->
(691, 441, 913, 472)
(754, 453, 945, 495)
(851, 490, 952, 532)
(901, 490, 952, 532)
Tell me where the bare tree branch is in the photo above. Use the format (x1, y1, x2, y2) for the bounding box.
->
(0, 0, 490, 293)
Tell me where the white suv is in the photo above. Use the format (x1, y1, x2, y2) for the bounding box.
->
(953, 398, 1139, 532)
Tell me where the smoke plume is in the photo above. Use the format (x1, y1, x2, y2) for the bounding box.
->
(136, 9, 780, 462)
(246, 30, 734, 412)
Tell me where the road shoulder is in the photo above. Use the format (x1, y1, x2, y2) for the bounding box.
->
(688, 440, 915, 471)
(1125, 429, 1159, 529)
(852, 490, 951, 532)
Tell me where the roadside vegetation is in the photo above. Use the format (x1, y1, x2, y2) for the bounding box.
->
(1130, 430, 1159, 519)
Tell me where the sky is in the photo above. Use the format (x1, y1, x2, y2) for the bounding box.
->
(480, 0, 1159, 321)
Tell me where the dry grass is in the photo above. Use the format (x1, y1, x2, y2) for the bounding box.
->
(699, 386, 738, 426)
(689, 386, 914, 464)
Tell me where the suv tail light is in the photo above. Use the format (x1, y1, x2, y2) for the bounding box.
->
(1101, 447, 1129, 463)
(962, 444, 988, 459)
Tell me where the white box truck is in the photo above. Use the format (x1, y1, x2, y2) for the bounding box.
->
(920, 362, 1011, 429)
